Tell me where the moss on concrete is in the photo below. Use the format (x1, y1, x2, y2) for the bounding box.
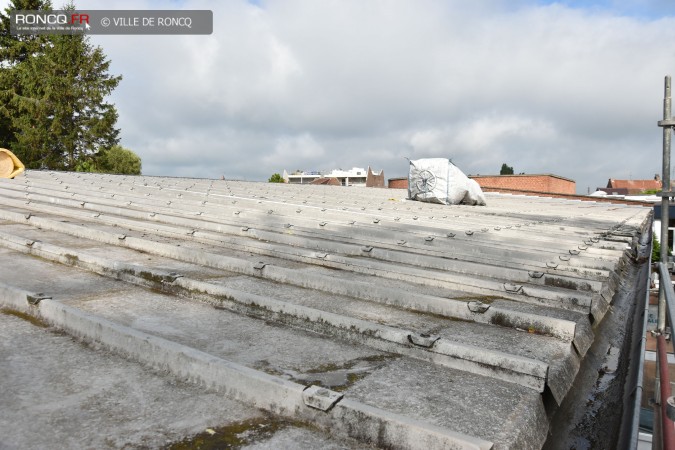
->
(164, 416, 300, 449)
(1, 308, 49, 328)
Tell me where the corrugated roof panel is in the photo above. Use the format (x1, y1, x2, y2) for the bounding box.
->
(0, 171, 652, 448)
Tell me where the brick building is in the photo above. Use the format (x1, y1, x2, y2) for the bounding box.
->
(469, 174, 576, 195)
(388, 177, 408, 189)
(284, 166, 384, 187)
(601, 176, 662, 195)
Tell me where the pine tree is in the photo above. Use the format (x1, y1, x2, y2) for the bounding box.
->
(0, 0, 122, 170)
(0, 0, 51, 153)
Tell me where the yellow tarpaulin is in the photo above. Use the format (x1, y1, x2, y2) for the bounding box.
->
(0, 149, 25, 179)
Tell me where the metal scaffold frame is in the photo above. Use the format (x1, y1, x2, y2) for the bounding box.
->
(654, 75, 675, 450)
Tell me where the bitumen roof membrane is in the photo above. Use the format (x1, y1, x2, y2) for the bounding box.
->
(0, 170, 653, 449)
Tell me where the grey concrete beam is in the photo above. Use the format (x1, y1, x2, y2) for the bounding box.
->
(0, 178, 628, 261)
(0, 186, 614, 284)
(0, 209, 590, 347)
(0, 195, 601, 315)
(0, 228, 554, 393)
(0, 187, 621, 278)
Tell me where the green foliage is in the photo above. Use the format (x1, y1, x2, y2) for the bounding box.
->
(0, 0, 122, 170)
(643, 189, 660, 195)
(652, 235, 673, 262)
(500, 163, 514, 175)
(75, 145, 141, 175)
(0, 0, 50, 151)
(653, 235, 661, 262)
(100, 145, 141, 174)
(268, 173, 284, 183)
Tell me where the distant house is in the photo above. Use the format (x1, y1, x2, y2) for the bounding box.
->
(600, 176, 662, 195)
(283, 167, 383, 187)
(283, 169, 323, 185)
(310, 177, 341, 186)
(469, 174, 575, 195)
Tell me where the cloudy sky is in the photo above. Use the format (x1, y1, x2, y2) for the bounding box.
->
(7, 0, 675, 192)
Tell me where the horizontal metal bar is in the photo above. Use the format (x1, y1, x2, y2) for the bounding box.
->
(658, 119, 675, 127)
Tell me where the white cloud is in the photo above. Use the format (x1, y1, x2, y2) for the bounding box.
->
(3, 0, 675, 191)
(405, 115, 557, 174)
(265, 133, 325, 166)
(454, 115, 556, 151)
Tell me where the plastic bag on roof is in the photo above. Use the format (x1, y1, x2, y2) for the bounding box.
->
(407, 158, 486, 206)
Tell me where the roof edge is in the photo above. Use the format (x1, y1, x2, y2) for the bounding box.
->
(483, 187, 654, 206)
(469, 174, 576, 183)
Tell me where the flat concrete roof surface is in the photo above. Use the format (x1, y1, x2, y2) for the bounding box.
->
(0, 171, 652, 449)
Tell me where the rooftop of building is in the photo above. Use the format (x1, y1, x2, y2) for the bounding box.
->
(310, 176, 341, 186)
(286, 167, 370, 177)
(0, 170, 652, 449)
(470, 173, 576, 183)
(607, 178, 662, 191)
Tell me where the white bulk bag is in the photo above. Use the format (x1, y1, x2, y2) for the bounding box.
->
(408, 158, 486, 206)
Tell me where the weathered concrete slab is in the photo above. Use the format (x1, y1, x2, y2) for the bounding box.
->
(1, 282, 493, 449)
(0, 311, 323, 450)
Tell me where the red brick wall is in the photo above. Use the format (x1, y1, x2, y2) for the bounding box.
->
(469, 175, 575, 195)
(388, 178, 408, 189)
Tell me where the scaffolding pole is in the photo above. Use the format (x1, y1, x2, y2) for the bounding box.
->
(660, 75, 673, 332)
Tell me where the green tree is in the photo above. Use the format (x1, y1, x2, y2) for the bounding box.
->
(76, 145, 141, 175)
(0, 0, 51, 151)
(652, 235, 673, 263)
(500, 163, 514, 175)
(101, 145, 141, 174)
(0, 0, 121, 170)
(268, 173, 284, 183)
